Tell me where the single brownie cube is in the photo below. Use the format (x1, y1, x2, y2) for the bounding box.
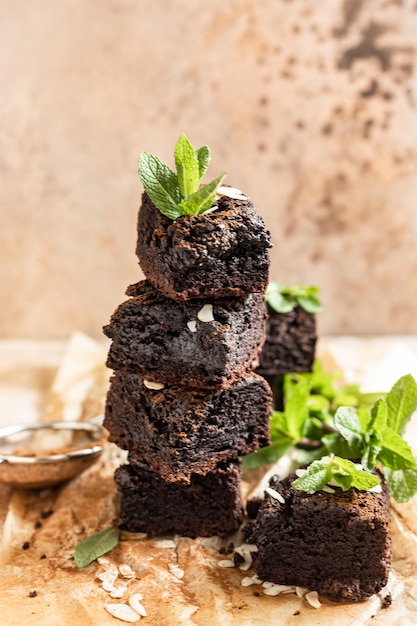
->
(136, 191, 272, 301)
(115, 459, 244, 538)
(245, 473, 391, 601)
(104, 371, 272, 483)
(257, 305, 317, 374)
(103, 280, 267, 389)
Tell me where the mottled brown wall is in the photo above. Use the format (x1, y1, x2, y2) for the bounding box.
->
(1, 0, 417, 338)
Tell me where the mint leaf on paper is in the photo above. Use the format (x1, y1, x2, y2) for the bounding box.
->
(386, 374, 417, 436)
(138, 152, 182, 219)
(179, 170, 227, 216)
(74, 526, 120, 568)
(384, 465, 417, 503)
(174, 133, 200, 198)
(292, 455, 380, 494)
(138, 134, 227, 219)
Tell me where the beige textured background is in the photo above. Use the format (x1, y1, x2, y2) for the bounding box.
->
(1, 0, 417, 339)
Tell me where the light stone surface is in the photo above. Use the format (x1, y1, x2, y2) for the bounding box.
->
(1, 0, 417, 337)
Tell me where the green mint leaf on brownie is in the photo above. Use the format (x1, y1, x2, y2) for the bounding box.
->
(292, 455, 380, 493)
(377, 427, 415, 471)
(385, 374, 417, 435)
(138, 134, 227, 218)
(265, 282, 323, 314)
(196, 144, 210, 179)
(178, 170, 227, 216)
(138, 151, 182, 219)
(74, 526, 120, 568)
(174, 133, 200, 197)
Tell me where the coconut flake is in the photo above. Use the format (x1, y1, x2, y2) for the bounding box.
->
(369, 484, 383, 493)
(143, 380, 165, 390)
(241, 575, 263, 587)
(97, 557, 110, 566)
(153, 539, 176, 549)
(119, 564, 135, 579)
(129, 594, 147, 617)
(218, 559, 235, 568)
(110, 586, 127, 599)
(197, 304, 214, 322)
(217, 186, 247, 201)
(295, 469, 308, 477)
(305, 590, 321, 608)
(104, 604, 141, 622)
(263, 583, 294, 596)
(265, 487, 285, 504)
(97, 566, 118, 586)
(234, 543, 258, 571)
(296, 586, 308, 597)
(187, 320, 197, 333)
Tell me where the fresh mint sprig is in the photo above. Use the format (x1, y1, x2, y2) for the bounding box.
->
(138, 134, 227, 219)
(292, 455, 381, 493)
(242, 366, 417, 501)
(265, 282, 322, 314)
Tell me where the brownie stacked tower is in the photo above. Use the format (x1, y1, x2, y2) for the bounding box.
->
(103, 165, 274, 537)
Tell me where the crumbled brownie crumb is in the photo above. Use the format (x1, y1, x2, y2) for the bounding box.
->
(39, 554, 47, 560)
(253, 591, 260, 597)
(246, 497, 263, 519)
(28, 591, 37, 598)
(40, 509, 53, 519)
(34, 520, 42, 529)
(293, 610, 301, 616)
(233, 552, 245, 567)
(22, 542, 30, 550)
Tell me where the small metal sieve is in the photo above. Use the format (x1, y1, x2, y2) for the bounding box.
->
(0, 420, 107, 489)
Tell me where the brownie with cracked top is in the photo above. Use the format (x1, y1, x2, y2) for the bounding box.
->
(104, 371, 272, 483)
(245, 473, 391, 601)
(115, 459, 243, 538)
(136, 192, 272, 301)
(258, 305, 317, 375)
(104, 280, 267, 389)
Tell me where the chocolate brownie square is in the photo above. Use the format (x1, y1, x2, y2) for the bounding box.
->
(245, 473, 391, 601)
(136, 192, 272, 301)
(115, 459, 243, 538)
(258, 305, 317, 375)
(104, 371, 272, 483)
(104, 280, 267, 389)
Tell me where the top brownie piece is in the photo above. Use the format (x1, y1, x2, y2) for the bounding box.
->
(257, 305, 317, 374)
(104, 280, 267, 389)
(136, 191, 272, 301)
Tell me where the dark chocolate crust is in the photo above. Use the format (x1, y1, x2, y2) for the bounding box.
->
(136, 192, 272, 301)
(246, 473, 392, 601)
(104, 280, 267, 389)
(257, 305, 317, 375)
(115, 459, 244, 538)
(104, 371, 272, 483)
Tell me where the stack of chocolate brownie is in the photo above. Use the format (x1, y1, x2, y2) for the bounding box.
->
(103, 188, 274, 538)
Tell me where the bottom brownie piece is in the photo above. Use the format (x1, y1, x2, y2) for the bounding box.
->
(115, 459, 244, 538)
(245, 473, 392, 601)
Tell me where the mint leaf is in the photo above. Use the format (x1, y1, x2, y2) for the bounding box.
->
(174, 134, 200, 198)
(242, 436, 293, 470)
(386, 374, 417, 435)
(138, 152, 182, 219)
(377, 427, 415, 470)
(179, 170, 227, 216)
(297, 295, 322, 313)
(293, 455, 380, 493)
(265, 282, 322, 314)
(334, 406, 364, 457)
(196, 145, 210, 179)
(384, 465, 417, 503)
(74, 526, 120, 568)
(282, 375, 310, 440)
